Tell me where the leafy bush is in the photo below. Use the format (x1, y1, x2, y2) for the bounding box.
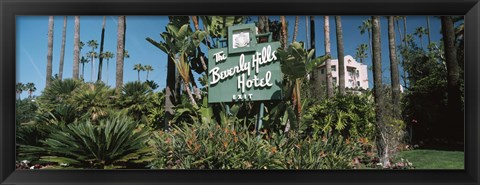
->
(303, 93, 376, 140)
(40, 114, 154, 169)
(151, 118, 363, 169)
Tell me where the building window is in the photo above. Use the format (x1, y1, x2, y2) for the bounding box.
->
(332, 77, 337, 83)
(331, 65, 336, 71)
(356, 70, 360, 78)
(357, 81, 361, 87)
(321, 68, 325, 74)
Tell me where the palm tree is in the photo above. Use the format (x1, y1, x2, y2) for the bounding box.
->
(414, 26, 427, 49)
(87, 40, 99, 81)
(100, 51, 115, 84)
(388, 16, 401, 119)
(133, 63, 145, 81)
(87, 50, 98, 81)
(324, 16, 333, 98)
(80, 56, 90, 80)
(58, 16, 67, 80)
(16, 82, 25, 100)
(280, 16, 287, 49)
(25, 82, 36, 98)
(46, 16, 54, 87)
(116, 16, 126, 93)
(359, 19, 372, 60)
(426, 16, 432, 46)
(144, 65, 153, 81)
(335, 16, 345, 95)
(310, 16, 315, 55)
(441, 16, 462, 142)
(97, 16, 107, 82)
(371, 16, 388, 168)
(355, 44, 368, 64)
(292, 16, 299, 43)
(258, 16, 269, 33)
(73, 16, 80, 79)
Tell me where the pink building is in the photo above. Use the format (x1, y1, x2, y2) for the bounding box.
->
(316, 55, 369, 90)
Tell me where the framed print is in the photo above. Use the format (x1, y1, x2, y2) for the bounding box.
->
(1, 0, 479, 184)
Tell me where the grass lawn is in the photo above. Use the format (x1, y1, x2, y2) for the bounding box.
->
(394, 149, 464, 169)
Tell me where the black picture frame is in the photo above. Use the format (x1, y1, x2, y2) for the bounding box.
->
(1, 0, 479, 184)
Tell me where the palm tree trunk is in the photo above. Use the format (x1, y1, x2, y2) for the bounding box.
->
(280, 16, 287, 49)
(137, 71, 140, 81)
(427, 16, 431, 46)
(59, 16, 67, 80)
(292, 16, 299, 43)
(116, 16, 126, 93)
(106, 61, 110, 84)
(372, 16, 388, 168)
(310, 16, 316, 82)
(164, 55, 177, 130)
(335, 16, 345, 95)
(73, 16, 80, 80)
(388, 16, 401, 119)
(258, 16, 269, 33)
(46, 16, 54, 87)
(441, 16, 463, 142)
(91, 54, 94, 81)
(402, 16, 408, 89)
(97, 16, 106, 82)
(324, 16, 333, 98)
(82, 63, 85, 79)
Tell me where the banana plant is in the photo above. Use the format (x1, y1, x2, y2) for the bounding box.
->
(276, 41, 330, 127)
(147, 21, 207, 107)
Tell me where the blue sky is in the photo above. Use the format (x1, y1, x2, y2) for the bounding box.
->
(16, 16, 442, 99)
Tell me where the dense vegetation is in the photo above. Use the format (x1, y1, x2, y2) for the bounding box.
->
(16, 15, 464, 169)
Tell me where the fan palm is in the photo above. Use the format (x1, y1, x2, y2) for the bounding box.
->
(80, 56, 90, 80)
(87, 40, 99, 81)
(25, 82, 36, 98)
(37, 79, 84, 112)
(16, 82, 25, 100)
(144, 65, 153, 81)
(133, 64, 145, 82)
(358, 19, 372, 60)
(119, 81, 153, 120)
(71, 82, 115, 121)
(414, 26, 427, 49)
(355, 44, 368, 64)
(100, 51, 115, 84)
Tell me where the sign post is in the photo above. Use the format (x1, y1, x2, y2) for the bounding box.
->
(208, 23, 282, 132)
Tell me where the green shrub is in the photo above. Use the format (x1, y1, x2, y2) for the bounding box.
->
(151, 119, 363, 169)
(303, 93, 376, 140)
(40, 114, 154, 169)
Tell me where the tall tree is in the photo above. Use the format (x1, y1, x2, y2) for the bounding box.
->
(100, 51, 115, 84)
(116, 16, 126, 93)
(355, 44, 368, 64)
(324, 16, 333, 98)
(73, 16, 80, 79)
(280, 16, 287, 49)
(426, 16, 432, 46)
(16, 83, 25, 100)
(87, 40, 99, 81)
(388, 16, 401, 119)
(46, 16, 54, 87)
(80, 56, 89, 79)
(372, 16, 388, 168)
(133, 63, 145, 82)
(144, 65, 153, 81)
(58, 16, 67, 80)
(292, 16, 299, 43)
(441, 16, 463, 142)
(414, 26, 427, 49)
(310, 16, 316, 83)
(25, 82, 36, 98)
(258, 16, 269, 33)
(359, 19, 372, 60)
(335, 16, 345, 95)
(97, 16, 107, 82)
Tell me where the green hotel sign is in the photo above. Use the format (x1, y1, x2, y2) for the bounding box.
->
(208, 24, 282, 103)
